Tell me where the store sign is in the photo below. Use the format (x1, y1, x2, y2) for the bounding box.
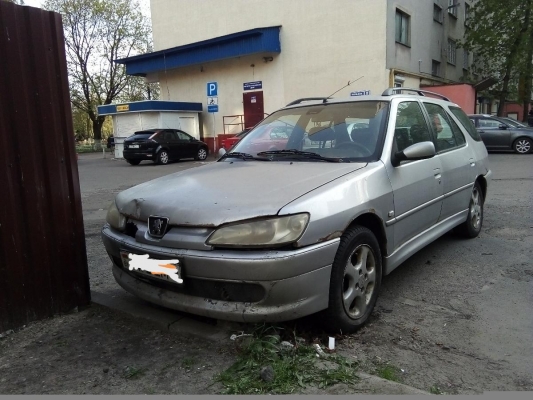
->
(116, 104, 129, 112)
(243, 81, 262, 91)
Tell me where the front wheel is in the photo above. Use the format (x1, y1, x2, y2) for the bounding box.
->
(195, 147, 208, 161)
(322, 226, 382, 333)
(457, 181, 484, 238)
(513, 137, 532, 154)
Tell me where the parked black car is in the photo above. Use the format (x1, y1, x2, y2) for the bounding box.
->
(123, 129, 209, 165)
(467, 114, 533, 154)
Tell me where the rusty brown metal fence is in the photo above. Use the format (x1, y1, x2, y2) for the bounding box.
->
(0, 2, 90, 333)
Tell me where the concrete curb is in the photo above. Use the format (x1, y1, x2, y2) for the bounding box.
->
(355, 372, 431, 395)
(91, 289, 431, 395)
(90, 290, 236, 342)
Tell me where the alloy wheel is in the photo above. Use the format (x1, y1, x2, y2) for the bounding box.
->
(198, 148, 207, 160)
(515, 139, 531, 154)
(470, 186, 482, 230)
(342, 244, 376, 319)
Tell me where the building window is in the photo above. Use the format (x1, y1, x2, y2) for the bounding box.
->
(465, 3, 471, 25)
(447, 39, 457, 65)
(395, 9, 410, 46)
(432, 60, 441, 76)
(448, 0, 458, 18)
(433, 4, 443, 23)
(463, 50, 469, 69)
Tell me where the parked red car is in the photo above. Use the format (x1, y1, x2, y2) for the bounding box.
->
(221, 128, 250, 150)
(233, 124, 291, 153)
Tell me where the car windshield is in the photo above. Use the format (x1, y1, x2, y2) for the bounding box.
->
(230, 101, 389, 162)
(500, 117, 526, 128)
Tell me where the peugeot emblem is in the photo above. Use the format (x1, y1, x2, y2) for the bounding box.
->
(148, 216, 169, 238)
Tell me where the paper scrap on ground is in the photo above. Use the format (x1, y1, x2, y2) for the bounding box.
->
(127, 253, 182, 284)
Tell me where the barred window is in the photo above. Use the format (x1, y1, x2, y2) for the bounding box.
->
(463, 49, 469, 69)
(448, 0, 458, 17)
(447, 39, 457, 65)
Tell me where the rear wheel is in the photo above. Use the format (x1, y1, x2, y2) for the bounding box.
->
(195, 147, 208, 161)
(322, 225, 382, 333)
(156, 150, 169, 165)
(513, 137, 532, 154)
(126, 159, 141, 165)
(457, 181, 484, 238)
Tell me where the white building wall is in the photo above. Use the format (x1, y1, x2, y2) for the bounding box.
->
(150, 0, 389, 141)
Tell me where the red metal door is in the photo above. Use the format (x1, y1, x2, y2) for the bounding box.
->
(243, 91, 264, 129)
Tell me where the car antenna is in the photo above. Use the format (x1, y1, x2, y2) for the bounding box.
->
(324, 76, 364, 102)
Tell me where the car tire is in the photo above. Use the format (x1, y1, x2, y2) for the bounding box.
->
(513, 137, 532, 154)
(156, 150, 170, 165)
(126, 159, 141, 166)
(322, 225, 382, 333)
(457, 181, 484, 238)
(195, 147, 208, 161)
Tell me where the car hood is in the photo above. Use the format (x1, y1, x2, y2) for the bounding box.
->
(115, 161, 366, 226)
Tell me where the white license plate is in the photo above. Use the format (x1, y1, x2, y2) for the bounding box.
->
(129, 144, 140, 148)
(120, 252, 183, 284)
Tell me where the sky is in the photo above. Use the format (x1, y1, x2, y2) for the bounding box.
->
(21, 0, 151, 18)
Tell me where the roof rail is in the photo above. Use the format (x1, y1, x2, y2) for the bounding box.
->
(381, 87, 450, 102)
(285, 97, 328, 106)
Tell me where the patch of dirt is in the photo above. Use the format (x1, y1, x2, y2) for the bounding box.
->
(0, 304, 234, 394)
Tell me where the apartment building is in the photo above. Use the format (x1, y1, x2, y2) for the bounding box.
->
(117, 0, 474, 150)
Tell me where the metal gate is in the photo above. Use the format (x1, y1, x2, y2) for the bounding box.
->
(0, 2, 90, 333)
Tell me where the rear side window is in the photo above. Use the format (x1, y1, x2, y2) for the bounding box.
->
(423, 103, 466, 152)
(449, 107, 482, 141)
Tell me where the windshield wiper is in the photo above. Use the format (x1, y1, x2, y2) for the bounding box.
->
(256, 149, 348, 163)
(219, 152, 269, 161)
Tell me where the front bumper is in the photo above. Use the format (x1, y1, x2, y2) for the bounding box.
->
(101, 226, 339, 322)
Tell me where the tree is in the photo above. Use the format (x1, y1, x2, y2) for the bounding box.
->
(462, 0, 533, 118)
(44, 0, 152, 146)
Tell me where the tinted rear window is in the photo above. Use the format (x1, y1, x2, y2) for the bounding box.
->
(449, 107, 482, 141)
(131, 132, 154, 139)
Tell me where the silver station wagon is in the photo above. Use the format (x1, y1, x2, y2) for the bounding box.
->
(102, 88, 491, 333)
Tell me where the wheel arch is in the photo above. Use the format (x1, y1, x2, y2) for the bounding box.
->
(475, 175, 487, 201)
(344, 212, 388, 258)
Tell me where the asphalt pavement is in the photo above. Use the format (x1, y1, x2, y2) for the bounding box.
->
(78, 151, 533, 392)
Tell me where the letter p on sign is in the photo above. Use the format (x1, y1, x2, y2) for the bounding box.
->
(207, 82, 218, 96)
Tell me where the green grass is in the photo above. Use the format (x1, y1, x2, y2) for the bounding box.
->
(374, 364, 401, 382)
(216, 325, 359, 394)
(181, 357, 196, 370)
(429, 384, 444, 395)
(123, 366, 145, 379)
(75, 145, 112, 153)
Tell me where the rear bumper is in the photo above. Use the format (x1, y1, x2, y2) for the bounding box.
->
(123, 150, 156, 160)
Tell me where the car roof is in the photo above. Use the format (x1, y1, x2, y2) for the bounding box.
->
(282, 90, 459, 111)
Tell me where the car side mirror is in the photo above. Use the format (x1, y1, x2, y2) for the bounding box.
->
(498, 124, 507, 130)
(218, 148, 227, 157)
(392, 141, 436, 167)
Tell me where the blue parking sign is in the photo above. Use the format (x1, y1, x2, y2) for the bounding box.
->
(207, 82, 218, 96)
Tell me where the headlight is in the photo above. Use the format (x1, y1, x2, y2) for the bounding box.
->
(207, 214, 309, 247)
(106, 201, 126, 231)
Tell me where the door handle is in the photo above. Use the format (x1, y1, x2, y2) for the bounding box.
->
(433, 168, 441, 180)
(469, 158, 476, 167)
